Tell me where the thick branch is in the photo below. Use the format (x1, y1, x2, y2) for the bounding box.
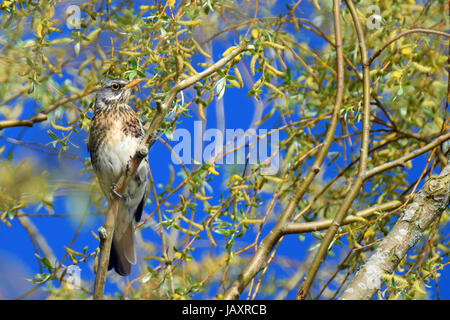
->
(92, 40, 253, 300)
(340, 162, 450, 299)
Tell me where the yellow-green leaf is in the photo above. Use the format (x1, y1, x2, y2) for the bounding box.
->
(177, 19, 202, 26)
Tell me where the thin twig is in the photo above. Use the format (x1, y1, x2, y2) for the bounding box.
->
(0, 86, 98, 131)
(285, 201, 401, 234)
(368, 29, 450, 66)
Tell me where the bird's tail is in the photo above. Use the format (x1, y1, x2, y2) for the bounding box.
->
(108, 216, 136, 276)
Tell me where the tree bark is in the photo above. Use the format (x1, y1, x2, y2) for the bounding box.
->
(340, 160, 450, 299)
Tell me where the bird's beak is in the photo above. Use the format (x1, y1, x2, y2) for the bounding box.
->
(123, 78, 146, 89)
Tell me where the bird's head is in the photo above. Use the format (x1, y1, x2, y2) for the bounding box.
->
(94, 78, 144, 112)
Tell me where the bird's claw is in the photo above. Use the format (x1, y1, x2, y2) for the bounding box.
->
(98, 226, 107, 241)
(110, 184, 124, 200)
(136, 146, 148, 158)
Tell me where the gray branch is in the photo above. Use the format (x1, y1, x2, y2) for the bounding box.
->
(340, 161, 450, 300)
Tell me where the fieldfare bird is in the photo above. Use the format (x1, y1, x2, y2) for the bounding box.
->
(88, 78, 149, 276)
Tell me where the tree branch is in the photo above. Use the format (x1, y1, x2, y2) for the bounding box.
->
(295, 0, 359, 300)
(340, 160, 450, 299)
(92, 39, 254, 300)
(0, 113, 48, 130)
(284, 201, 401, 234)
(295, 3, 450, 300)
(365, 131, 450, 179)
(223, 0, 345, 300)
(0, 86, 98, 131)
(368, 29, 450, 66)
(17, 212, 57, 264)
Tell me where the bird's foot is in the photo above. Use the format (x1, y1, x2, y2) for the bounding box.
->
(136, 146, 148, 158)
(98, 226, 107, 241)
(110, 183, 124, 200)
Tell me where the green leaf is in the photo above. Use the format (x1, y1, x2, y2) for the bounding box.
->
(312, 231, 324, 240)
(47, 129, 59, 141)
(215, 77, 226, 100)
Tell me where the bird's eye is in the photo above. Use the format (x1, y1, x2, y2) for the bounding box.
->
(111, 83, 120, 90)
